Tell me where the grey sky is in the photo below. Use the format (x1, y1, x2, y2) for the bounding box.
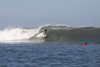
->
(0, 0, 100, 28)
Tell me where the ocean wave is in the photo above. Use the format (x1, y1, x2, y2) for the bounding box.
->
(0, 24, 100, 43)
(39, 25, 100, 42)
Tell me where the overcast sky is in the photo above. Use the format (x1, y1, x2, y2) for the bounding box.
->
(0, 0, 100, 28)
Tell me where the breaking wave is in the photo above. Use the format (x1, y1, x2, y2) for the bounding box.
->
(0, 28, 45, 42)
(0, 24, 100, 43)
(39, 25, 100, 42)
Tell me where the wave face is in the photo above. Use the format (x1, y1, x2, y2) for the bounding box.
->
(39, 25, 100, 42)
(0, 24, 100, 43)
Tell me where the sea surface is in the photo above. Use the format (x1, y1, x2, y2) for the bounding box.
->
(0, 42, 100, 67)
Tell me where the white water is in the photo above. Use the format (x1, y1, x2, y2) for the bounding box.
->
(0, 28, 44, 41)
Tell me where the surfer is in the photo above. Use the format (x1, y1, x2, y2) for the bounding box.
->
(44, 29, 48, 38)
(81, 42, 88, 46)
(45, 29, 47, 34)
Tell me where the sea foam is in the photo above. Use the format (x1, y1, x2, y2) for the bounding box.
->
(0, 28, 42, 41)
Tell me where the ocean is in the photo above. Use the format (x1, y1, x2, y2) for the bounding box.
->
(0, 25, 100, 67)
(0, 42, 100, 67)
